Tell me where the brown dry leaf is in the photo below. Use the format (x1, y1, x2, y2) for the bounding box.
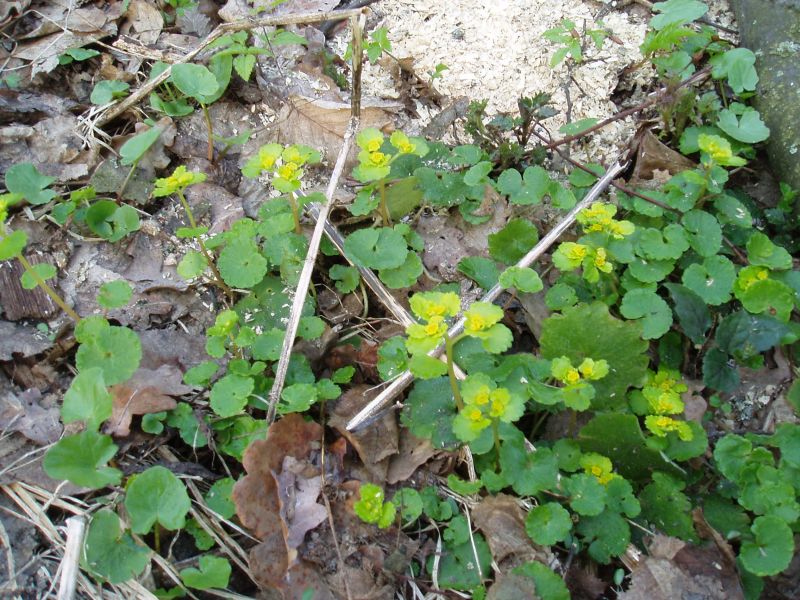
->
(0, 387, 61, 446)
(472, 494, 551, 569)
(386, 427, 435, 484)
(630, 130, 696, 184)
(122, 0, 163, 46)
(235, 415, 328, 596)
(277, 95, 402, 170)
(618, 534, 744, 600)
(270, 0, 339, 15)
(274, 456, 327, 553)
(487, 572, 539, 600)
(106, 366, 191, 437)
(329, 385, 399, 482)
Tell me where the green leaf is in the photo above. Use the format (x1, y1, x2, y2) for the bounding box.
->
(43, 431, 121, 489)
(97, 280, 133, 309)
(329, 264, 360, 294)
(458, 256, 500, 289)
(233, 53, 256, 81)
(125, 465, 191, 534)
(579, 414, 678, 481)
(75, 321, 141, 385)
(512, 562, 570, 600)
(378, 336, 409, 381)
(62, 367, 112, 431)
(433, 532, 492, 591)
(5, 163, 56, 205)
(217, 238, 267, 288)
(710, 47, 758, 94)
(170, 63, 220, 100)
(681, 255, 735, 305)
(739, 516, 794, 576)
(0, 229, 27, 260)
(499, 266, 543, 293)
(620, 289, 672, 339)
(717, 108, 770, 143)
(298, 315, 325, 340)
(714, 194, 752, 227)
(119, 127, 161, 166)
(401, 377, 459, 450)
(496, 166, 551, 205)
(205, 477, 236, 519)
(681, 210, 722, 257)
(379, 250, 423, 289)
(344, 227, 408, 270)
(280, 382, 318, 413)
(210, 374, 254, 417)
(90, 80, 130, 105)
(85, 201, 140, 242)
(650, 0, 708, 30)
(167, 403, 208, 448)
(177, 250, 207, 279)
(746, 232, 792, 270)
(540, 303, 649, 410)
(409, 354, 448, 379)
(525, 502, 572, 545)
(19, 262, 56, 289)
(576, 510, 630, 564)
(82, 509, 149, 584)
(605, 476, 641, 517)
(663, 283, 711, 344)
(488, 218, 539, 265)
(738, 278, 795, 322)
(499, 432, 559, 496)
(627, 258, 674, 283)
(636, 224, 689, 261)
(463, 161, 492, 186)
(393, 488, 423, 523)
(565, 473, 606, 516)
(639, 472, 696, 540)
(558, 118, 598, 136)
(58, 47, 100, 63)
(180, 555, 231, 590)
(715, 310, 789, 358)
(545, 282, 578, 310)
(702, 347, 739, 392)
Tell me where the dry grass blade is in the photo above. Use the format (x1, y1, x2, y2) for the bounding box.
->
(266, 14, 365, 424)
(346, 159, 630, 431)
(56, 515, 86, 600)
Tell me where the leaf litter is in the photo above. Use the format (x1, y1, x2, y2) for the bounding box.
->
(0, 0, 794, 598)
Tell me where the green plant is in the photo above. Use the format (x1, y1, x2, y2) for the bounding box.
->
(354, 483, 396, 528)
(543, 18, 610, 68)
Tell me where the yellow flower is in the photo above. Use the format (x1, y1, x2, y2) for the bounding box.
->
(566, 243, 588, 261)
(578, 358, 609, 381)
(594, 247, 608, 269)
(463, 302, 504, 334)
(367, 151, 390, 167)
(277, 162, 300, 181)
(645, 415, 693, 441)
(698, 133, 733, 162)
(366, 138, 382, 152)
(423, 315, 447, 337)
(153, 165, 207, 197)
(473, 385, 491, 406)
(488, 389, 511, 418)
(580, 453, 616, 485)
(410, 291, 461, 321)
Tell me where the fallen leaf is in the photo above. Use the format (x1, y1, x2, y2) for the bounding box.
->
(329, 385, 398, 482)
(0, 387, 61, 445)
(274, 456, 327, 553)
(618, 534, 744, 600)
(487, 572, 539, 600)
(106, 366, 191, 437)
(631, 129, 695, 184)
(122, 0, 163, 46)
(386, 428, 435, 484)
(472, 494, 551, 569)
(0, 321, 54, 361)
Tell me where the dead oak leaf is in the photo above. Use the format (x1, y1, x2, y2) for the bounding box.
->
(105, 365, 191, 437)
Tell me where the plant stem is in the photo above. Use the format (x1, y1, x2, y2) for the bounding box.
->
(444, 335, 463, 410)
(117, 159, 139, 199)
(492, 419, 501, 462)
(1, 223, 81, 322)
(17, 253, 82, 323)
(289, 192, 301, 234)
(378, 178, 391, 226)
(201, 103, 214, 162)
(176, 191, 233, 301)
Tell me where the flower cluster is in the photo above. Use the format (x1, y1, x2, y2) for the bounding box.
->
(580, 452, 619, 485)
(550, 355, 609, 410)
(241, 143, 322, 192)
(405, 292, 513, 356)
(576, 202, 635, 239)
(353, 128, 428, 183)
(153, 165, 207, 197)
(552, 242, 613, 283)
(452, 373, 523, 442)
(637, 369, 693, 441)
(698, 133, 746, 167)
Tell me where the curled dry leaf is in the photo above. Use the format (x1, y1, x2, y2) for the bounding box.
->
(618, 534, 744, 600)
(328, 385, 399, 482)
(472, 494, 552, 569)
(274, 456, 327, 553)
(106, 365, 192, 437)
